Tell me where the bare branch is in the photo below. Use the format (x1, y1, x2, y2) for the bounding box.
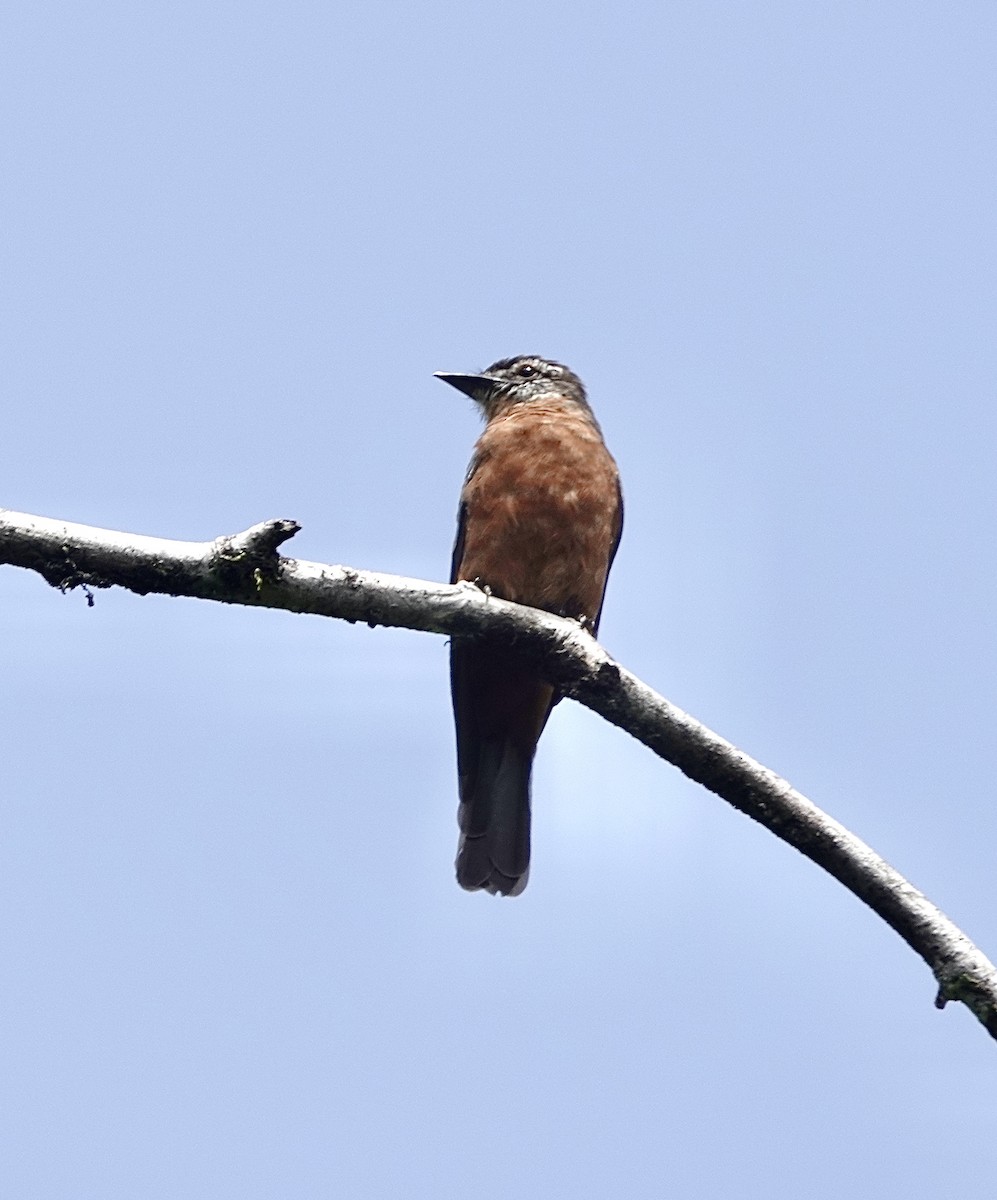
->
(3, 506, 996, 1040)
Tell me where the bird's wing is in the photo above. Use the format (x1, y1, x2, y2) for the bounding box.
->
(450, 498, 467, 586)
(590, 475, 624, 636)
(450, 449, 481, 585)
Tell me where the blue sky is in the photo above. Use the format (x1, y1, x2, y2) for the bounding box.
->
(3, 2, 996, 1196)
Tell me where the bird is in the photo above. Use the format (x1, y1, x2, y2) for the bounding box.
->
(435, 355, 623, 896)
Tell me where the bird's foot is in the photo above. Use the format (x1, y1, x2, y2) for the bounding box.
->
(457, 577, 493, 598)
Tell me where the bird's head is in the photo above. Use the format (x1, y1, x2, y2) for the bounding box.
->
(435, 355, 590, 419)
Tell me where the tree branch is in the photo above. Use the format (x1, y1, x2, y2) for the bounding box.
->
(3, 507, 996, 1040)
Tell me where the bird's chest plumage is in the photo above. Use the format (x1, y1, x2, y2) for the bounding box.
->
(456, 402, 620, 621)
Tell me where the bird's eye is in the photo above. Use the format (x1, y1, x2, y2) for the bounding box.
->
(517, 364, 536, 378)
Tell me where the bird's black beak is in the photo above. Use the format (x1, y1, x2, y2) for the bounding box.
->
(434, 371, 496, 402)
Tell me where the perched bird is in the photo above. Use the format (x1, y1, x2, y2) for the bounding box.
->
(435, 356, 623, 895)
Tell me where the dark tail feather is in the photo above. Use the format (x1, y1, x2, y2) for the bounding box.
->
(455, 740, 532, 896)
